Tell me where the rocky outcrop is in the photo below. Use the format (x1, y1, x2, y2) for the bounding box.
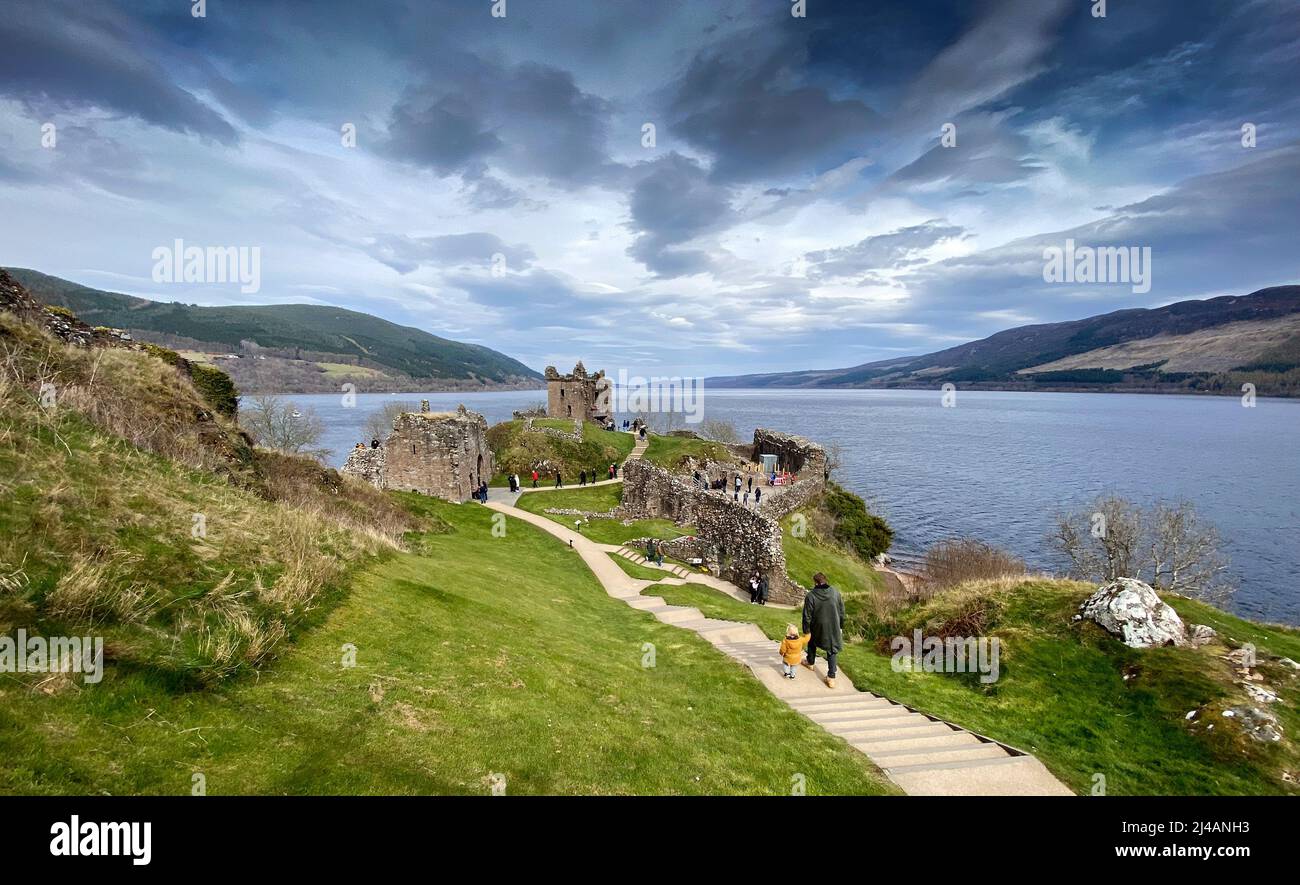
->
(1222, 706, 1283, 743)
(1, 268, 134, 349)
(1076, 578, 1188, 648)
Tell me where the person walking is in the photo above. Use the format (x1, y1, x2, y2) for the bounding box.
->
(778, 626, 810, 680)
(532, 469, 539, 489)
(754, 487, 762, 506)
(555, 470, 563, 488)
(747, 476, 753, 492)
(757, 574, 769, 605)
(748, 573, 760, 604)
(580, 469, 587, 486)
(801, 572, 845, 689)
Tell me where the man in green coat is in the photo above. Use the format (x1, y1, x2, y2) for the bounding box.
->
(801, 572, 845, 688)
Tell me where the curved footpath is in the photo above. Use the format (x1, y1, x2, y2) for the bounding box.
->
(485, 434, 1071, 795)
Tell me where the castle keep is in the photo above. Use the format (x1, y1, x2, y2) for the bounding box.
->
(545, 361, 609, 422)
(342, 402, 492, 502)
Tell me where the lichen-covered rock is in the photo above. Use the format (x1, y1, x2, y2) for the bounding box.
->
(1077, 578, 1188, 648)
(1188, 623, 1218, 647)
(1222, 705, 1283, 743)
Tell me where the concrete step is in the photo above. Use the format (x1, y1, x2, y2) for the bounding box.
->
(870, 741, 1008, 770)
(626, 596, 666, 610)
(843, 721, 957, 745)
(790, 693, 887, 712)
(852, 730, 981, 755)
(883, 753, 1030, 776)
(827, 716, 942, 739)
(805, 704, 910, 723)
(888, 754, 1074, 796)
(652, 606, 703, 624)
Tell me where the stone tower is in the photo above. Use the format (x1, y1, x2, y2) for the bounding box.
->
(544, 361, 609, 422)
(342, 403, 492, 502)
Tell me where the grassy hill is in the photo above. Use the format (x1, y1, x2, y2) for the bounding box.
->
(709, 285, 1300, 396)
(486, 419, 636, 485)
(5, 268, 541, 388)
(1, 277, 889, 794)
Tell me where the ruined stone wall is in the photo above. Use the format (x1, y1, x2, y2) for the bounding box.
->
(758, 474, 824, 521)
(342, 403, 491, 502)
(620, 459, 800, 604)
(341, 446, 385, 489)
(752, 427, 828, 478)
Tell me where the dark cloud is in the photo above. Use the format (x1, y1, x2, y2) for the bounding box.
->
(626, 153, 734, 277)
(888, 112, 1046, 188)
(666, 31, 879, 183)
(0, 1, 236, 143)
(383, 57, 618, 188)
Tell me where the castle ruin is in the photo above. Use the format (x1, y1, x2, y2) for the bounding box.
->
(545, 361, 609, 422)
(342, 401, 492, 502)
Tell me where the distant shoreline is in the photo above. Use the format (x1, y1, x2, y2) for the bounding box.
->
(705, 383, 1299, 399)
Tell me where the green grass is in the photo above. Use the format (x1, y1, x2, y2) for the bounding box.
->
(642, 434, 732, 470)
(515, 483, 691, 546)
(640, 568, 1300, 796)
(781, 512, 884, 629)
(487, 420, 635, 485)
(0, 498, 895, 795)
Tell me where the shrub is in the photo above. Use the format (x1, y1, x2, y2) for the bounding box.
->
(189, 363, 239, 417)
(822, 482, 893, 560)
(921, 538, 1028, 594)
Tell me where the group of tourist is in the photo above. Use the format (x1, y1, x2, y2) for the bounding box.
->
(695, 470, 764, 508)
(578, 463, 620, 486)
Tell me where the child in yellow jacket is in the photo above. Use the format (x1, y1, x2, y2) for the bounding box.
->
(779, 625, 810, 679)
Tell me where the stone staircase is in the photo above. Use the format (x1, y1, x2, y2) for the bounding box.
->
(485, 445, 1072, 795)
(614, 545, 694, 579)
(711, 638, 1070, 794)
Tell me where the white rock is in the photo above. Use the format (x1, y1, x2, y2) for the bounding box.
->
(1242, 683, 1279, 704)
(1078, 578, 1188, 648)
(1188, 624, 1217, 647)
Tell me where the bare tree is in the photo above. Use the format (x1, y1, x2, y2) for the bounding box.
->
(1148, 501, 1231, 605)
(364, 400, 417, 443)
(698, 418, 740, 444)
(825, 442, 845, 480)
(1050, 495, 1232, 605)
(240, 394, 327, 458)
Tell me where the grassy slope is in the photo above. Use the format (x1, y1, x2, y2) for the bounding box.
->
(781, 511, 885, 607)
(642, 434, 732, 470)
(0, 497, 894, 795)
(647, 569, 1300, 796)
(515, 483, 690, 546)
(488, 420, 635, 485)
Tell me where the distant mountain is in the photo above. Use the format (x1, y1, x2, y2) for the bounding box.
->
(5, 268, 541, 390)
(708, 285, 1300, 396)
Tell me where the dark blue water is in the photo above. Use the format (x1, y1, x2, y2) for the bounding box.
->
(287, 388, 1300, 624)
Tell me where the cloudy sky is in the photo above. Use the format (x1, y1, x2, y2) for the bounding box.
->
(1, 0, 1297, 377)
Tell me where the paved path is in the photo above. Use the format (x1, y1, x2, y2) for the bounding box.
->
(483, 497, 1073, 796)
